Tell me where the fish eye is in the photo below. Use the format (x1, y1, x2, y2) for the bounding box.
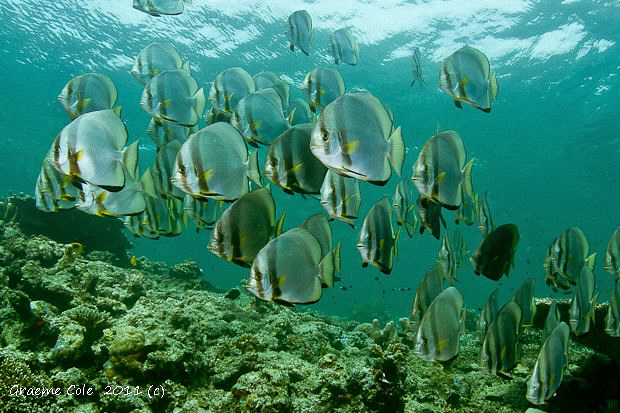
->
(235, 113, 241, 122)
(254, 269, 262, 281)
(67, 83, 73, 96)
(270, 159, 277, 167)
(321, 128, 329, 142)
(178, 164, 186, 175)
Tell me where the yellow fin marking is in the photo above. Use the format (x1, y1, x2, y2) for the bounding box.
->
(342, 140, 360, 155)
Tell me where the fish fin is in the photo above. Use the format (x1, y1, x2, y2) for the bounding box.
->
(275, 211, 286, 236)
(247, 150, 263, 187)
(160, 99, 173, 108)
(481, 107, 491, 113)
(410, 79, 415, 87)
(277, 274, 286, 287)
(387, 126, 405, 176)
(436, 171, 447, 185)
(140, 167, 158, 198)
(462, 158, 475, 198)
(591, 291, 599, 324)
(490, 72, 499, 102)
(290, 42, 295, 52)
(319, 251, 335, 288)
(286, 107, 296, 126)
(288, 162, 304, 174)
(454, 100, 462, 109)
(394, 227, 401, 258)
(586, 253, 597, 271)
(122, 141, 139, 179)
(341, 140, 360, 156)
(333, 241, 342, 274)
(193, 88, 206, 118)
(181, 61, 191, 73)
(150, 68, 159, 77)
(203, 168, 215, 182)
(251, 119, 263, 129)
(113, 106, 123, 117)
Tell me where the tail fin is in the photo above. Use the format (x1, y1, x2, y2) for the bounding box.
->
(247, 150, 262, 187)
(394, 227, 402, 258)
(181, 61, 191, 73)
(122, 141, 140, 179)
(140, 167, 158, 198)
(591, 291, 599, 324)
(275, 211, 286, 237)
(586, 253, 597, 272)
(462, 158, 474, 198)
(319, 250, 335, 288)
(286, 107, 297, 126)
(333, 241, 342, 274)
(193, 88, 206, 119)
(489, 73, 499, 102)
(387, 126, 405, 176)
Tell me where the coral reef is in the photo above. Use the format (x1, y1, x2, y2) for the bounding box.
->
(0, 220, 619, 412)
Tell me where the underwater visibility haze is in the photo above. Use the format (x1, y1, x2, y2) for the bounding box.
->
(1, 0, 620, 412)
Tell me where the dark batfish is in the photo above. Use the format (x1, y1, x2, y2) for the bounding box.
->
(416, 196, 445, 240)
(471, 223, 520, 281)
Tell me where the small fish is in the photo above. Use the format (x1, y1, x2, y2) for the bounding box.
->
(47, 109, 137, 192)
(357, 196, 401, 274)
(231, 88, 291, 147)
(412, 130, 474, 210)
(410, 47, 426, 87)
(543, 301, 561, 343)
(329, 28, 360, 66)
(183, 194, 222, 232)
(208, 188, 285, 267)
(393, 178, 418, 238)
(130, 255, 138, 267)
(416, 196, 446, 240)
(288, 98, 315, 126)
(246, 227, 332, 304)
(471, 223, 520, 281)
(319, 170, 361, 227)
(512, 277, 537, 328)
(476, 190, 495, 237)
(438, 228, 468, 286)
(264, 123, 327, 196)
(544, 227, 597, 292)
(604, 227, 620, 278)
(478, 287, 500, 340)
(58, 73, 118, 120)
(130, 41, 189, 85)
(153, 140, 185, 199)
(410, 264, 445, 330)
(414, 286, 465, 362)
(147, 118, 197, 149)
(300, 213, 342, 288)
(171, 122, 262, 201)
(209, 67, 255, 113)
(141, 69, 206, 127)
(224, 288, 241, 300)
(286, 10, 313, 55)
(480, 300, 522, 375)
(310, 92, 405, 185)
(605, 279, 620, 337)
(301, 67, 345, 113)
(132, 0, 191, 16)
(569, 265, 598, 336)
(35, 159, 79, 212)
(526, 322, 570, 405)
(439, 45, 499, 113)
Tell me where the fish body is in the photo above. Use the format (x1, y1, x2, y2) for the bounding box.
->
(526, 322, 570, 405)
(455, 173, 476, 226)
(410, 264, 445, 330)
(147, 118, 197, 149)
(543, 301, 561, 342)
(319, 169, 361, 227)
(152, 140, 185, 199)
(393, 178, 418, 238)
(471, 223, 520, 281)
(310, 92, 405, 185)
(208, 188, 284, 267)
(58, 73, 117, 120)
(47, 109, 136, 191)
(569, 265, 598, 336)
(300, 213, 341, 288)
(288, 98, 315, 126)
(264, 123, 327, 195)
(478, 287, 500, 340)
(232, 88, 290, 147)
(35, 159, 79, 212)
(439, 45, 498, 113)
(512, 277, 537, 327)
(412, 130, 473, 210)
(544, 227, 596, 291)
(414, 286, 465, 362)
(605, 279, 620, 337)
(480, 300, 522, 375)
(171, 122, 261, 201)
(247, 227, 329, 304)
(141, 69, 205, 126)
(287, 10, 313, 55)
(328, 28, 360, 65)
(183, 194, 222, 232)
(209, 67, 255, 113)
(605, 227, 620, 278)
(476, 190, 495, 237)
(438, 228, 467, 285)
(416, 196, 445, 240)
(301, 68, 345, 113)
(132, 0, 191, 16)
(410, 47, 426, 87)
(131, 41, 188, 85)
(253, 71, 290, 110)
(357, 196, 400, 274)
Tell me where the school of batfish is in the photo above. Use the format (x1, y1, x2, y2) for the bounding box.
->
(35, 4, 620, 407)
